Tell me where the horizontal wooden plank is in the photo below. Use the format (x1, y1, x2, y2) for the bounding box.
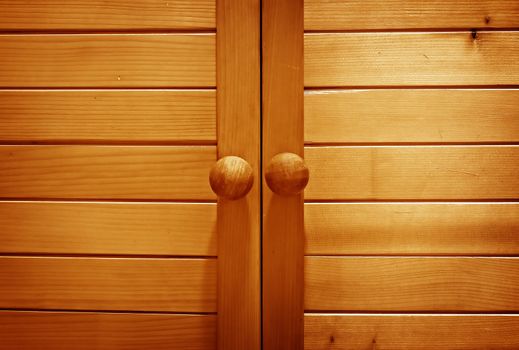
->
(0, 146, 215, 200)
(305, 314, 519, 350)
(304, 146, 519, 200)
(0, 34, 215, 87)
(0, 0, 215, 30)
(0, 311, 215, 350)
(0, 257, 216, 312)
(0, 90, 216, 143)
(305, 203, 519, 255)
(304, 0, 519, 30)
(304, 89, 519, 144)
(0, 201, 216, 256)
(304, 32, 519, 87)
(305, 257, 519, 311)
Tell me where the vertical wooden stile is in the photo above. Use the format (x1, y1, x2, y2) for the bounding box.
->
(262, 0, 305, 349)
(216, 0, 261, 349)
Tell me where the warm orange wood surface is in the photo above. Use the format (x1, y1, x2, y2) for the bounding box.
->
(304, 32, 519, 87)
(304, 0, 519, 30)
(305, 203, 519, 255)
(0, 257, 216, 312)
(0, 90, 215, 143)
(0, 312, 216, 350)
(263, 0, 305, 349)
(216, 0, 261, 348)
(305, 89, 519, 144)
(0, 201, 216, 256)
(0, 145, 215, 200)
(304, 314, 519, 349)
(0, 34, 215, 87)
(305, 257, 519, 311)
(305, 146, 519, 200)
(0, 0, 215, 30)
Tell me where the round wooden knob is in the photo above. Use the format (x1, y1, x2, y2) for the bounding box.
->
(265, 152, 309, 195)
(209, 156, 254, 200)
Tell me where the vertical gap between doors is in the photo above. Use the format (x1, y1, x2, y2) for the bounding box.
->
(259, 0, 264, 348)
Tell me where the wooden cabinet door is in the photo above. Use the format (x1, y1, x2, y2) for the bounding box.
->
(262, 0, 519, 349)
(0, 1, 260, 349)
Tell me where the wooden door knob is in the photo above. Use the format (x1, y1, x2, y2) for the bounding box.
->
(209, 156, 254, 200)
(265, 152, 309, 195)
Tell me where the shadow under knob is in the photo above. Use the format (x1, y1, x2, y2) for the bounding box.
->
(209, 156, 254, 200)
(265, 152, 309, 196)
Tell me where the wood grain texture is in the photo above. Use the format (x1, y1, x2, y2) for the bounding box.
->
(305, 146, 519, 200)
(263, 0, 304, 349)
(0, 90, 215, 143)
(0, 201, 216, 256)
(0, 257, 216, 312)
(0, 0, 215, 30)
(0, 34, 215, 88)
(217, 0, 261, 348)
(305, 257, 519, 311)
(0, 312, 216, 350)
(304, 32, 519, 87)
(304, 0, 519, 30)
(305, 203, 519, 255)
(304, 89, 519, 144)
(0, 145, 215, 200)
(305, 314, 519, 350)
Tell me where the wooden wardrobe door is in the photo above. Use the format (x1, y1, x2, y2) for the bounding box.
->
(0, 1, 260, 349)
(263, 0, 519, 349)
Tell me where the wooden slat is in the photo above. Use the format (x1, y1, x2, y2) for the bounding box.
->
(0, 34, 215, 88)
(305, 203, 519, 256)
(0, 90, 216, 143)
(0, 145, 215, 200)
(305, 257, 519, 311)
(304, 0, 519, 30)
(217, 0, 261, 349)
(0, 0, 215, 30)
(304, 32, 519, 87)
(304, 89, 519, 144)
(0, 311, 216, 350)
(263, 0, 304, 349)
(0, 257, 216, 312)
(305, 314, 519, 350)
(0, 202, 216, 256)
(305, 146, 519, 200)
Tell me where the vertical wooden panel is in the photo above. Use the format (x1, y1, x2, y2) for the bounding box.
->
(216, 0, 261, 349)
(263, 0, 304, 349)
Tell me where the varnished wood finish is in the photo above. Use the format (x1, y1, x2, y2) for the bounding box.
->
(0, 90, 215, 143)
(305, 0, 519, 30)
(0, 0, 215, 30)
(263, 0, 304, 348)
(209, 156, 254, 200)
(304, 32, 519, 87)
(305, 146, 519, 200)
(0, 34, 215, 88)
(0, 312, 216, 350)
(305, 257, 519, 311)
(305, 203, 519, 255)
(265, 153, 309, 196)
(217, 0, 261, 348)
(305, 89, 519, 144)
(0, 145, 215, 200)
(0, 257, 216, 312)
(0, 201, 216, 256)
(304, 314, 519, 350)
